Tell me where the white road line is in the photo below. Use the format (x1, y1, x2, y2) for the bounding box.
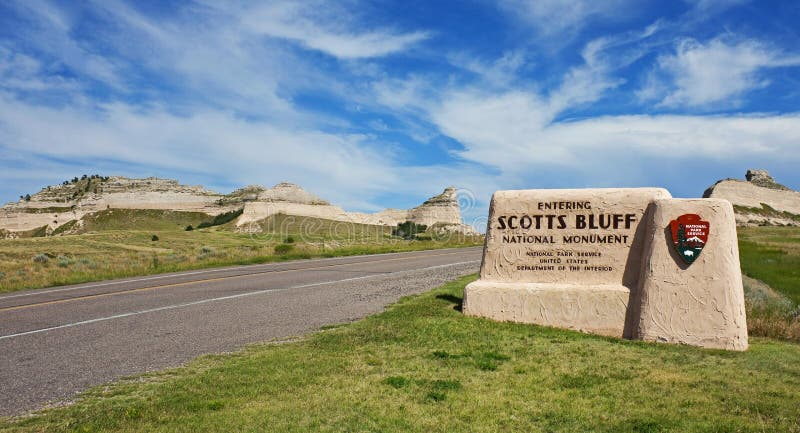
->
(0, 260, 479, 341)
(0, 247, 480, 300)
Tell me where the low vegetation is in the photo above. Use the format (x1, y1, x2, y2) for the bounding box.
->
(734, 203, 800, 224)
(2, 275, 799, 432)
(196, 208, 244, 229)
(392, 220, 428, 240)
(0, 211, 482, 293)
(738, 226, 800, 341)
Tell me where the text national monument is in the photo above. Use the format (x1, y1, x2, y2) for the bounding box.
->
(463, 188, 748, 351)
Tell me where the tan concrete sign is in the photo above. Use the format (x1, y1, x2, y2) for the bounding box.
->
(464, 188, 748, 351)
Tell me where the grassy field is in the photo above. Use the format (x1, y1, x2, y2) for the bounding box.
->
(739, 226, 800, 304)
(1, 224, 798, 431)
(0, 211, 482, 294)
(2, 274, 799, 432)
(738, 226, 800, 341)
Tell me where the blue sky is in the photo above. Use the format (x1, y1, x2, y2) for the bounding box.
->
(1, 0, 799, 228)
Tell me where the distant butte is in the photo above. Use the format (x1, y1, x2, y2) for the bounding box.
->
(0, 176, 476, 237)
(703, 169, 800, 226)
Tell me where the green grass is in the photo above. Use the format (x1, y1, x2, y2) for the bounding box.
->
(739, 226, 800, 304)
(738, 226, 800, 341)
(733, 204, 800, 224)
(0, 211, 482, 294)
(2, 274, 800, 432)
(13, 206, 76, 214)
(197, 208, 244, 228)
(244, 213, 396, 240)
(78, 209, 212, 232)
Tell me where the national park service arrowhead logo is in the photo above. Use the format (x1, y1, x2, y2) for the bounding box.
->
(669, 214, 710, 265)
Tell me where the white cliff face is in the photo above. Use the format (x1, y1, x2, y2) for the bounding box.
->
(236, 185, 475, 234)
(256, 182, 331, 205)
(0, 177, 233, 232)
(1, 177, 477, 235)
(704, 170, 800, 226)
(407, 186, 462, 227)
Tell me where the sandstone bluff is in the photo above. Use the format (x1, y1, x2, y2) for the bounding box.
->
(0, 176, 476, 237)
(704, 169, 800, 227)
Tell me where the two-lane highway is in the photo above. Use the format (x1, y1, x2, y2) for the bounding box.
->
(0, 247, 482, 415)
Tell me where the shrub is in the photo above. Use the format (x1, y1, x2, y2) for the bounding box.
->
(185, 225, 194, 231)
(57, 255, 73, 268)
(33, 253, 49, 264)
(284, 236, 295, 244)
(197, 208, 244, 229)
(392, 221, 428, 240)
(200, 246, 214, 254)
(0, 271, 5, 279)
(274, 244, 294, 255)
(151, 234, 159, 241)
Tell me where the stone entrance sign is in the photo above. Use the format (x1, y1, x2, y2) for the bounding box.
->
(464, 188, 748, 351)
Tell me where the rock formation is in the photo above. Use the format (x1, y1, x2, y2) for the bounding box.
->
(236, 185, 475, 234)
(0, 176, 232, 234)
(703, 169, 800, 226)
(1, 176, 477, 236)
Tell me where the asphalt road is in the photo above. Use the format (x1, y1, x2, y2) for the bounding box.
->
(0, 247, 482, 416)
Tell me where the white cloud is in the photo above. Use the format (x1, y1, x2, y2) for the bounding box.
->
(0, 47, 79, 93)
(446, 51, 527, 88)
(498, 0, 633, 37)
(241, 2, 429, 59)
(547, 40, 626, 113)
(0, 92, 496, 215)
(8, 0, 124, 89)
(0, 94, 388, 204)
(428, 87, 800, 180)
(641, 38, 800, 107)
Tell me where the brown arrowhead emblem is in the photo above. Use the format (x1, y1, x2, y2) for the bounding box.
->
(669, 214, 710, 265)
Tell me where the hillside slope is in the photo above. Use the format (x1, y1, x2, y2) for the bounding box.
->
(704, 169, 800, 226)
(1, 176, 476, 236)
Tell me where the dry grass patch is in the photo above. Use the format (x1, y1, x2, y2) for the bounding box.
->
(0, 213, 482, 293)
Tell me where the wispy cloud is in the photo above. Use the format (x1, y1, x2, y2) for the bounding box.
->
(430, 86, 800, 181)
(8, 0, 125, 90)
(241, 1, 429, 59)
(0, 46, 78, 93)
(446, 51, 528, 88)
(497, 0, 634, 38)
(640, 37, 800, 108)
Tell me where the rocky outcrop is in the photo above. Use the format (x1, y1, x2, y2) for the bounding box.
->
(1, 177, 477, 235)
(236, 185, 476, 234)
(0, 176, 235, 233)
(216, 185, 266, 206)
(744, 169, 790, 190)
(703, 170, 800, 226)
(256, 182, 330, 205)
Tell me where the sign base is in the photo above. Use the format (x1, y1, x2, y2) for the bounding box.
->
(464, 281, 630, 337)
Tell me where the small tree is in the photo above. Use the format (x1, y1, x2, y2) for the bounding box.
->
(24, 194, 31, 202)
(392, 221, 427, 240)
